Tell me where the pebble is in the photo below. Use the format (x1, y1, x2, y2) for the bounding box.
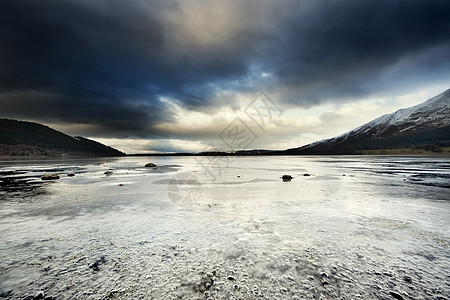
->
(104, 171, 113, 176)
(41, 174, 60, 180)
(389, 290, 404, 300)
(320, 279, 329, 286)
(285, 276, 295, 281)
(33, 291, 45, 299)
(282, 175, 293, 181)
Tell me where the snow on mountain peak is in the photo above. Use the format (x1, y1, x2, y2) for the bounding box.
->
(300, 88, 450, 149)
(367, 88, 450, 128)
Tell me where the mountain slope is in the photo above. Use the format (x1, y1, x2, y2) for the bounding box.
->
(286, 89, 450, 154)
(0, 119, 125, 156)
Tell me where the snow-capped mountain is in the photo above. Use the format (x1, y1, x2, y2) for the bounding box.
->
(287, 88, 450, 154)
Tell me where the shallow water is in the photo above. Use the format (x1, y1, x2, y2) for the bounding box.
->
(0, 155, 449, 299)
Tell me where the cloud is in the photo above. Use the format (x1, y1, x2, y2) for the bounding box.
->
(1, 0, 449, 149)
(261, 0, 450, 104)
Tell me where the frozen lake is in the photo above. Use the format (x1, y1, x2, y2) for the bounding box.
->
(0, 155, 449, 299)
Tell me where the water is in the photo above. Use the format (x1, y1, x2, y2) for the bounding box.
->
(0, 156, 449, 299)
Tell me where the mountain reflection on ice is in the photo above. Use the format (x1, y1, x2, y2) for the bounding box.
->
(0, 156, 449, 299)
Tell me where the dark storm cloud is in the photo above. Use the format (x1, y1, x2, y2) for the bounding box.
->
(1, 0, 449, 137)
(0, 0, 173, 135)
(264, 0, 450, 104)
(0, 0, 261, 136)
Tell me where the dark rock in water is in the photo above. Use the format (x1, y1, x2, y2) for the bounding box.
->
(67, 173, 75, 177)
(237, 175, 240, 178)
(303, 173, 311, 176)
(104, 171, 113, 176)
(119, 184, 124, 186)
(41, 174, 60, 180)
(282, 175, 292, 181)
(227, 276, 236, 281)
(145, 163, 157, 167)
(389, 291, 404, 300)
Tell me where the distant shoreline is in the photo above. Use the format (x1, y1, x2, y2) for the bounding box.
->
(1, 148, 448, 159)
(127, 148, 450, 156)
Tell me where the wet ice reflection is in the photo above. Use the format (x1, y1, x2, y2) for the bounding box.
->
(0, 156, 449, 299)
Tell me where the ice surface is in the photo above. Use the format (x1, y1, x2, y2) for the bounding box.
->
(0, 156, 449, 299)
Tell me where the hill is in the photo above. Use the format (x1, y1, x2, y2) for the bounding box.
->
(0, 119, 125, 157)
(285, 89, 450, 154)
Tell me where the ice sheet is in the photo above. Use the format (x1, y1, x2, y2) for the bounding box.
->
(0, 155, 449, 299)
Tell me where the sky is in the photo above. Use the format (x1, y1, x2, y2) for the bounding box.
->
(1, 0, 450, 153)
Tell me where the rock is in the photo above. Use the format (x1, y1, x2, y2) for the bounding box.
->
(119, 184, 124, 186)
(282, 175, 292, 181)
(89, 256, 106, 272)
(33, 291, 45, 300)
(303, 173, 311, 176)
(145, 163, 157, 167)
(403, 275, 412, 283)
(237, 175, 240, 178)
(67, 173, 75, 177)
(389, 291, 404, 300)
(104, 171, 113, 176)
(41, 174, 60, 180)
(319, 273, 329, 285)
(106, 290, 119, 298)
(227, 276, 236, 281)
